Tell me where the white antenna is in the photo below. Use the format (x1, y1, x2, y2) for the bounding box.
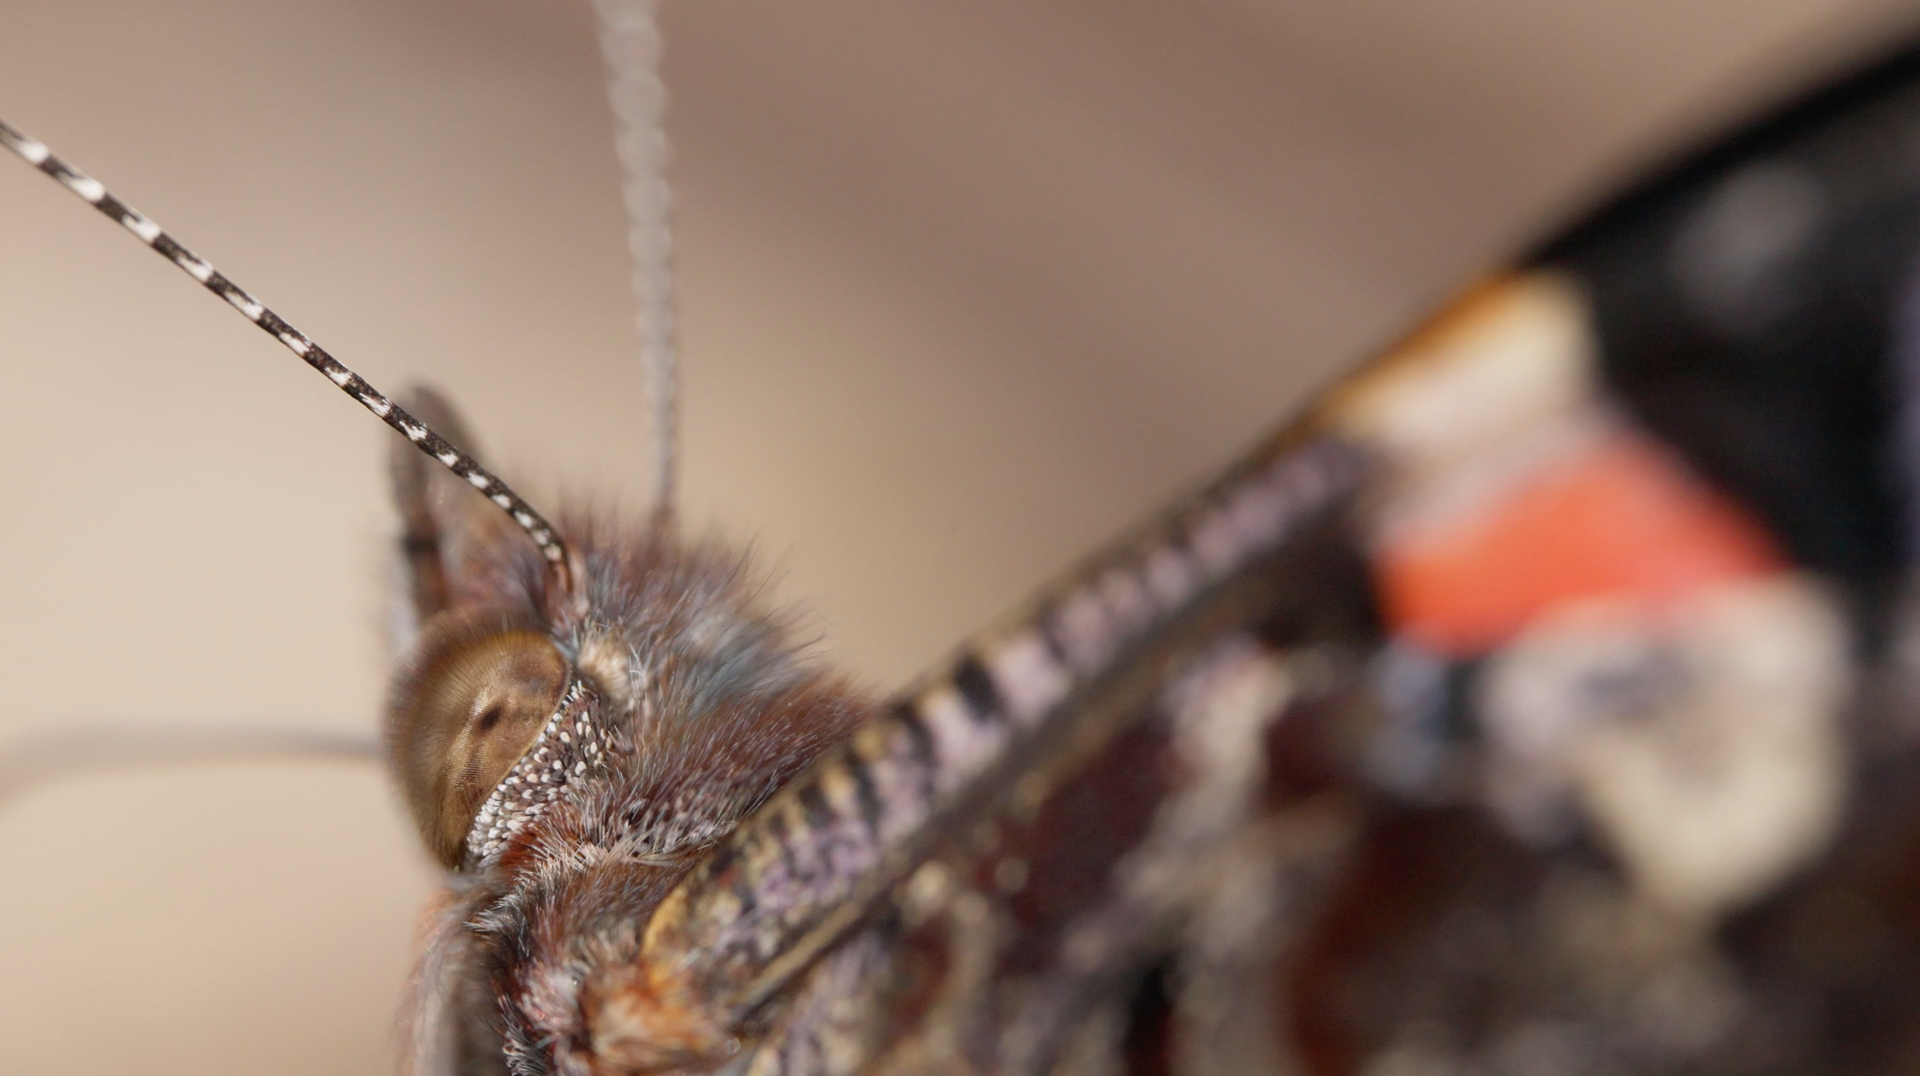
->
(593, 0, 681, 515)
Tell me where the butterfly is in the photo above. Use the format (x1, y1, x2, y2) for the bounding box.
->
(0, 2, 1904, 1076)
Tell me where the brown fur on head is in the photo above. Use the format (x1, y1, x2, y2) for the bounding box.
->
(385, 389, 871, 1075)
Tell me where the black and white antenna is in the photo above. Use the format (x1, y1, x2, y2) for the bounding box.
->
(593, 0, 681, 516)
(0, 118, 581, 599)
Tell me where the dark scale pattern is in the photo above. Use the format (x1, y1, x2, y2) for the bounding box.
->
(0, 117, 578, 594)
(630, 434, 1369, 1047)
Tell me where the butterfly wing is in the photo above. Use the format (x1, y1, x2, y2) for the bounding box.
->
(634, 428, 1371, 1067)
(631, 35, 1920, 1076)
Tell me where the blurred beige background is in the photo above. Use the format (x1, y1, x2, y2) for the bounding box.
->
(0, 1, 1915, 1072)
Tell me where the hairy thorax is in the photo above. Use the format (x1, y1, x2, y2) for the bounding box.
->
(385, 468, 871, 1076)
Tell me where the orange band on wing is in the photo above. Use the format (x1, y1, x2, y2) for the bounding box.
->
(1377, 435, 1785, 656)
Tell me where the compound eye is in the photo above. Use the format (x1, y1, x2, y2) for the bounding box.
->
(389, 626, 570, 866)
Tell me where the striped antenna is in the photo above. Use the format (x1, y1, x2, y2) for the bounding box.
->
(0, 118, 580, 598)
(593, 0, 680, 515)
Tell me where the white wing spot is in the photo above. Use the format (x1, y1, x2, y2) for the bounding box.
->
(918, 687, 1008, 797)
(326, 367, 352, 387)
(467, 472, 491, 490)
(1051, 588, 1113, 673)
(1145, 547, 1196, 611)
(16, 139, 49, 164)
(1190, 504, 1244, 579)
(1230, 480, 1287, 550)
(277, 332, 310, 356)
(436, 451, 459, 467)
(1276, 453, 1330, 506)
(1099, 567, 1152, 639)
(401, 423, 427, 442)
(492, 493, 513, 508)
(985, 630, 1071, 724)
